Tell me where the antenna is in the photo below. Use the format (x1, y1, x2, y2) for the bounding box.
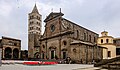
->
(17, 0, 19, 8)
(51, 8, 53, 13)
(60, 8, 61, 13)
(104, 29, 106, 32)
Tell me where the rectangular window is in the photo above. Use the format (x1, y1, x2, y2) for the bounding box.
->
(108, 51, 111, 57)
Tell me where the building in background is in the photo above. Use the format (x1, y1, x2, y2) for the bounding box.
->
(0, 36, 21, 59)
(97, 31, 116, 59)
(20, 50, 28, 60)
(114, 38, 120, 56)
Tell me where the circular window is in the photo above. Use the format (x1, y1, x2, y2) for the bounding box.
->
(50, 24, 55, 32)
(73, 48, 76, 52)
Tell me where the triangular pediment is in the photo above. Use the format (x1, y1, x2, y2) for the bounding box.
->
(44, 12, 64, 22)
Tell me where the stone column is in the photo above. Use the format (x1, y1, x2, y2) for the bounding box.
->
(54, 50, 55, 58)
(49, 50, 50, 59)
(2, 48, 5, 59)
(19, 50, 21, 59)
(11, 48, 14, 59)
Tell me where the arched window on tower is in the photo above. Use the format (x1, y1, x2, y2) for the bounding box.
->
(39, 28, 40, 31)
(89, 35, 91, 42)
(94, 37, 96, 42)
(32, 15, 34, 19)
(84, 33, 86, 41)
(37, 22, 38, 25)
(77, 30, 79, 39)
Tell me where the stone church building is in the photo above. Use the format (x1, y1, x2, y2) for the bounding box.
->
(28, 4, 103, 63)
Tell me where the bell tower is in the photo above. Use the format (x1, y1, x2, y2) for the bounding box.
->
(28, 4, 42, 58)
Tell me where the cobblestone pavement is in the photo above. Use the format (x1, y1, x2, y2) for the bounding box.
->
(0, 64, 99, 70)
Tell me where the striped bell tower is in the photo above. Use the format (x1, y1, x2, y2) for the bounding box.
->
(28, 4, 42, 58)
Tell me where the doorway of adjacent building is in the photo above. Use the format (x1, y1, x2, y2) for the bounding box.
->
(63, 52, 66, 59)
(51, 50, 55, 59)
(116, 48, 120, 55)
(108, 51, 111, 57)
(42, 53, 44, 59)
(13, 48, 19, 59)
(4, 47, 12, 59)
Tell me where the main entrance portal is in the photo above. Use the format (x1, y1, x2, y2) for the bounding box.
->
(51, 50, 55, 59)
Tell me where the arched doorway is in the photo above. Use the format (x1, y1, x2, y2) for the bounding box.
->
(34, 52, 40, 58)
(4, 47, 12, 59)
(13, 48, 19, 59)
(62, 49, 67, 59)
(51, 50, 55, 59)
(63, 52, 66, 59)
(49, 46, 56, 59)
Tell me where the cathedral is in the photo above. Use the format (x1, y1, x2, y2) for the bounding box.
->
(28, 4, 103, 63)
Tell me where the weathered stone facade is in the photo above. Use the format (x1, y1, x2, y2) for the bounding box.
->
(0, 36, 21, 59)
(28, 5, 103, 63)
(39, 12, 103, 63)
(114, 38, 120, 55)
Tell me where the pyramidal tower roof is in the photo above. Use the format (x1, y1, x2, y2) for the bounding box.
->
(31, 4, 39, 13)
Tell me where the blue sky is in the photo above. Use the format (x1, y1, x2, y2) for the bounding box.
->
(0, 0, 120, 50)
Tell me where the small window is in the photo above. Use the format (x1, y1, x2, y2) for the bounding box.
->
(43, 45, 45, 48)
(106, 39, 109, 43)
(108, 51, 111, 57)
(77, 30, 79, 38)
(94, 37, 96, 42)
(32, 15, 34, 19)
(14, 43, 17, 46)
(101, 39, 103, 43)
(63, 41, 67, 45)
(84, 33, 86, 41)
(89, 35, 91, 42)
(114, 40, 116, 44)
(37, 22, 38, 24)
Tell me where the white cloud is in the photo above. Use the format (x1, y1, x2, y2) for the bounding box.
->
(0, 1, 12, 17)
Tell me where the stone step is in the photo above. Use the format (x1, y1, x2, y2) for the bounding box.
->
(74, 67, 108, 70)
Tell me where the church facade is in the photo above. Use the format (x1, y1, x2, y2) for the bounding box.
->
(28, 5, 103, 63)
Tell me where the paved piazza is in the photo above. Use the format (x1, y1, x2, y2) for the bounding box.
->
(0, 64, 107, 70)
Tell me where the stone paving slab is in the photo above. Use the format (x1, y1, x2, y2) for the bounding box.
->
(0, 64, 95, 70)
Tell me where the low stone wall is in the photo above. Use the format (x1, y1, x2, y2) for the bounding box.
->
(94, 56, 120, 67)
